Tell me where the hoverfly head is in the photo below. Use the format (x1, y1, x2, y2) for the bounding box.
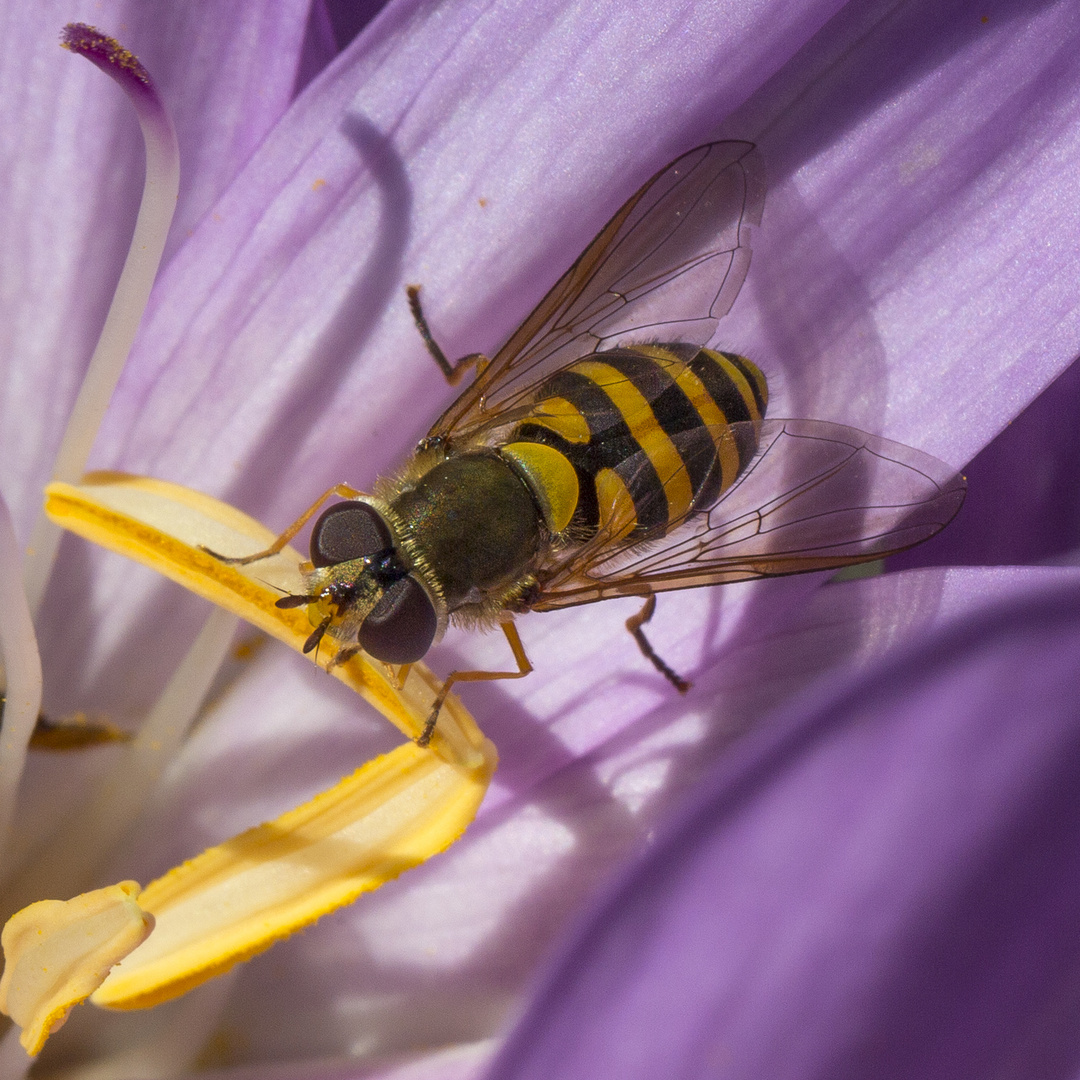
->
(276, 500, 439, 665)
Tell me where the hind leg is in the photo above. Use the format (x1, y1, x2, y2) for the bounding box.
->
(626, 592, 691, 694)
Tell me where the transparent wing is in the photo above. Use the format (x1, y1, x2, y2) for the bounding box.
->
(528, 419, 967, 609)
(428, 141, 765, 442)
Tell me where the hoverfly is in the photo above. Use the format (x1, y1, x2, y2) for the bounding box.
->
(213, 141, 965, 745)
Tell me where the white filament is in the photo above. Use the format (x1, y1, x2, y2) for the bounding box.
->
(0, 494, 43, 883)
(22, 84, 180, 617)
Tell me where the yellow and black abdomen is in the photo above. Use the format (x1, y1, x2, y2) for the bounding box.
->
(503, 344, 767, 541)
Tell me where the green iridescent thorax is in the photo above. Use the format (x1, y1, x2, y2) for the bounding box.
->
(389, 451, 545, 610)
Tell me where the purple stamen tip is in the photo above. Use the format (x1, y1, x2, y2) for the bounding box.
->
(61, 23, 152, 89)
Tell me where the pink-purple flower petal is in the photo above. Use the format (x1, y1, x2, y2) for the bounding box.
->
(27, 0, 1075, 761)
(186, 565, 1077, 1069)
(486, 574, 1080, 1080)
(8, 0, 1080, 1072)
(0, 0, 315, 539)
(893, 357, 1080, 569)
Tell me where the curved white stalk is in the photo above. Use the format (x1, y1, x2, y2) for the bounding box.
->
(0, 493, 42, 883)
(2, 22, 238, 926)
(22, 25, 180, 617)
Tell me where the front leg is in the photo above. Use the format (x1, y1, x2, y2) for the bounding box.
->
(201, 482, 364, 566)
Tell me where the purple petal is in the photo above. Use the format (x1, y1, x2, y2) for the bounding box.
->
(28, 0, 857, 728)
(717, 0, 1080, 466)
(322, 0, 397, 52)
(194, 566, 1079, 1068)
(11, 0, 1080, 1069)
(892, 357, 1080, 569)
(295, 2, 341, 96)
(94, 0, 863, 503)
(487, 575, 1080, 1080)
(0, 1, 312, 539)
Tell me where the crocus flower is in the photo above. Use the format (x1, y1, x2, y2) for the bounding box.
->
(2, 0, 1079, 1076)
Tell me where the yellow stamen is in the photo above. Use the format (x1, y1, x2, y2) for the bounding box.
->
(93, 739, 492, 1010)
(0, 881, 153, 1054)
(0, 475, 496, 1047)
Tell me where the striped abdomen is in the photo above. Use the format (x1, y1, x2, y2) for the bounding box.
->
(508, 344, 768, 541)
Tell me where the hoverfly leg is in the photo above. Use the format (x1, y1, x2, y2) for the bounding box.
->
(416, 619, 532, 748)
(384, 662, 412, 691)
(406, 284, 487, 386)
(200, 483, 365, 565)
(326, 644, 360, 671)
(626, 593, 691, 694)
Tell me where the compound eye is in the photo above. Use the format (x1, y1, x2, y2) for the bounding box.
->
(310, 502, 392, 567)
(357, 576, 438, 664)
